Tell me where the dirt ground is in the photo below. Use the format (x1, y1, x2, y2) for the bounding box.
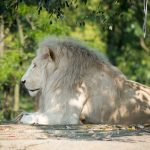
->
(0, 124, 150, 150)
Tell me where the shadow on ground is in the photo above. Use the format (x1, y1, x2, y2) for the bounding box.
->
(0, 123, 149, 142)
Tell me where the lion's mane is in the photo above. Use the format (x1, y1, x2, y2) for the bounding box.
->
(38, 37, 125, 90)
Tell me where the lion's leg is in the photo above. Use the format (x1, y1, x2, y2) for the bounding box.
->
(23, 99, 86, 125)
(20, 111, 56, 125)
(20, 112, 41, 124)
(33, 82, 88, 125)
(20, 82, 88, 125)
(20, 111, 77, 125)
(20, 108, 83, 125)
(36, 111, 81, 125)
(36, 112, 63, 125)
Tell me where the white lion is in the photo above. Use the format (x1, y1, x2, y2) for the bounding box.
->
(20, 37, 150, 125)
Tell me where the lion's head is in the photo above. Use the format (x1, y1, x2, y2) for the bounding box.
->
(21, 46, 56, 97)
(21, 37, 110, 97)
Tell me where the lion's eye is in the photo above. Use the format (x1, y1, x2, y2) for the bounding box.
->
(33, 63, 36, 68)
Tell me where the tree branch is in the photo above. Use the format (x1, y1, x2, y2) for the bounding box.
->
(140, 37, 150, 53)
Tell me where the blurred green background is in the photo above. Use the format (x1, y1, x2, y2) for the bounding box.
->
(0, 0, 150, 121)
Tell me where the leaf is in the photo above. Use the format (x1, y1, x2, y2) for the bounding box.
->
(81, 0, 87, 5)
(65, 1, 69, 7)
(49, 20, 53, 24)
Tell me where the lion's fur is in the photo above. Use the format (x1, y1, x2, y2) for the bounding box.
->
(38, 38, 125, 89)
(21, 37, 150, 125)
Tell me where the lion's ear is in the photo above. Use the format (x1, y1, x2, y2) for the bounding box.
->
(43, 47, 55, 62)
(48, 48, 55, 61)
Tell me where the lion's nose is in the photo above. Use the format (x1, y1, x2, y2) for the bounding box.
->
(21, 80, 26, 84)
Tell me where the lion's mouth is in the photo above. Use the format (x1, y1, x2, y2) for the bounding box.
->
(29, 88, 40, 92)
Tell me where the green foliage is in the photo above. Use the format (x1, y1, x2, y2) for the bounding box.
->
(0, 0, 150, 121)
(0, 50, 21, 83)
(0, 51, 33, 86)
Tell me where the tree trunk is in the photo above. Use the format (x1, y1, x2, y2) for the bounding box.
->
(0, 15, 4, 57)
(13, 16, 25, 115)
(13, 82, 20, 112)
(3, 88, 13, 120)
(16, 16, 24, 53)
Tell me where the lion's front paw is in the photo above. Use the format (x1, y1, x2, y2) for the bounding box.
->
(20, 113, 38, 125)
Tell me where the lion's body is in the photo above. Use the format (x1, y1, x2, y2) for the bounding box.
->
(21, 37, 150, 125)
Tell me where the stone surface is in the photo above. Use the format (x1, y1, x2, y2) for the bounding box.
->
(0, 124, 150, 150)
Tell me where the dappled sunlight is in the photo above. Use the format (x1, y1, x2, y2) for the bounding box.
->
(0, 1, 150, 126)
(0, 1, 150, 149)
